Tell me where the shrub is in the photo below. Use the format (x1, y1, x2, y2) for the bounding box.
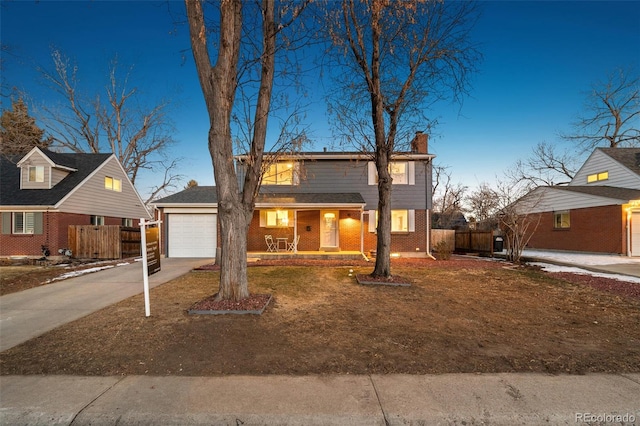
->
(433, 239, 453, 260)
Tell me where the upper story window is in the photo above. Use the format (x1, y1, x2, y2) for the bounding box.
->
(368, 161, 415, 185)
(28, 166, 44, 183)
(390, 162, 408, 184)
(262, 162, 298, 185)
(105, 176, 122, 192)
(587, 171, 608, 183)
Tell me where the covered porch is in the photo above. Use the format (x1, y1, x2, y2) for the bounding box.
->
(248, 192, 369, 256)
(247, 250, 367, 261)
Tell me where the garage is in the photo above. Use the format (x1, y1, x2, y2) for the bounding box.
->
(168, 213, 217, 258)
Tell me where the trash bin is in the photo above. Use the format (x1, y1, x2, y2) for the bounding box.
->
(493, 236, 504, 252)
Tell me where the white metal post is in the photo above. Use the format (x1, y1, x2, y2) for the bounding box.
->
(139, 217, 151, 317)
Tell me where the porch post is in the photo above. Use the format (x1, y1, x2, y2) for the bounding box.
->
(627, 208, 631, 257)
(294, 210, 298, 254)
(360, 209, 364, 255)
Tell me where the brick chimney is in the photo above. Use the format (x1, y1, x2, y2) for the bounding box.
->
(411, 131, 428, 154)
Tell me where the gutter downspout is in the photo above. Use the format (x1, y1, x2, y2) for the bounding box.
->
(426, 160, 436, 260)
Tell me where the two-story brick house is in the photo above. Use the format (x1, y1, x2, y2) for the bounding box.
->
(1, 147, 151, 259)
(520, 148, 640, 256)
(153, 133, 434, 259)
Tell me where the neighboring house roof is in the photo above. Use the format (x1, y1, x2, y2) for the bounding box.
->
(0, 151, 113, 206)
(553, 185, 640, 201)
(153, 186, 366, 208)
(598, 147, 640, 176)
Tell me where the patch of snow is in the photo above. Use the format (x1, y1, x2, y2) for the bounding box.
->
(46, 265, 115, 283)
(522, 249, 639, 266)
(530, 262, 640, 284)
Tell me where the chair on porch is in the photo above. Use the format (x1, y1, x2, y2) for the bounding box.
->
(265, 235, 277, 252)
(288, 234, 300, 252)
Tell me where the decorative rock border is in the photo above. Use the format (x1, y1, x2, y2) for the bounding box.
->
(188, 294, 273, 315)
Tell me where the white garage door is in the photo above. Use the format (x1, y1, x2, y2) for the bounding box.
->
(168, 214, 217, 258)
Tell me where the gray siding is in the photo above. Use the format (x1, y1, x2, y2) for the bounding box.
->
(51, 167, 70, 186)
(253, 159, 431, 210)
(524, 186, 628, 214)
(58, 157, 151, 219)
(20, 151, 51, 189)
(571, 150, 640, 189)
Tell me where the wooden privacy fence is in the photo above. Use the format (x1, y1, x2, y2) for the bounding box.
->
(68, 225, 142, 259)
(455, 230, 494, 254)
(431, 229, 455, 251)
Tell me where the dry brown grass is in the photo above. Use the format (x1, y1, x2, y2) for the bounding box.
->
(1, 257, 639, 376)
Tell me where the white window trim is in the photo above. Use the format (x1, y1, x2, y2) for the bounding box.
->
(105, 176, 122, 192)
(259, 210, 293, 228)
(91, 215, 105, 226)
(12, 212, 35, 234)
(368, 209, 415, 233)
(368, 161, 415, 185)
(28, 166, 45, 183)
(262, 162, 300, 186)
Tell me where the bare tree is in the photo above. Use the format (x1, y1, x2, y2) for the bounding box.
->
(494, 180, 541, 263)
(563, 68, 639, 151)
(185, 0, 308, 301)
(508, 141, 578, 187)
(325, 0, 481, 277)
(37, 50, 182, 202)
(432, 163, 467, 229)
(466, 182, 500, 231)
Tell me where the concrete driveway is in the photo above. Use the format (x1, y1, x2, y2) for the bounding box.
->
(0, 257, 211, 352)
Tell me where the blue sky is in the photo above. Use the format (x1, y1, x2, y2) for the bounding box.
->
(2, 1, 639, 199)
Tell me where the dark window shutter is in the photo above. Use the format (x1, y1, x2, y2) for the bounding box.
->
(34, 212, 44, 234)
(2, 213, 11, 234)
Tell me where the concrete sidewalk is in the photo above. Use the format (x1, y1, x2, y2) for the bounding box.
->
(1, 373, 639, 425)
(0, 257, 211, 352)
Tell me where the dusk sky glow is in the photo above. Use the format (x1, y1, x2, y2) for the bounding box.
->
(2, 1, 639, 199)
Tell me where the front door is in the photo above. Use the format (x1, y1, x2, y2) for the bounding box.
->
(320, 210, 339, 250)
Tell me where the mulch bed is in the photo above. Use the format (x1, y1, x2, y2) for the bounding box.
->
(189, 293, 272, 315)
(355, 273, 412, 286)
(548, 271, 640, 299)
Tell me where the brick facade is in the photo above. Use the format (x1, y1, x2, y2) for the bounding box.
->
(1, 212, 130, 258)
(526, 205, 626, 254)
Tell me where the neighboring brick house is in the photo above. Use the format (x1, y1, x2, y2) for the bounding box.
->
(0, 147, 151, 258)
(519, 148, 640, 256)
(153, 133, 434, 259)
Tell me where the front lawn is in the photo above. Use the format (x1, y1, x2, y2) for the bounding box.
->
(1, 257, 639, 375)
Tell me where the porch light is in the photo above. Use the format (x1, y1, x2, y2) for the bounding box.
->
(391, 253, 401, 258)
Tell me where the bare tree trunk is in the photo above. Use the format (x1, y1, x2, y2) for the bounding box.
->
(216, 198, 251, 300)
(186, 0, 277, 301)
(372, 152, 392, 277)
